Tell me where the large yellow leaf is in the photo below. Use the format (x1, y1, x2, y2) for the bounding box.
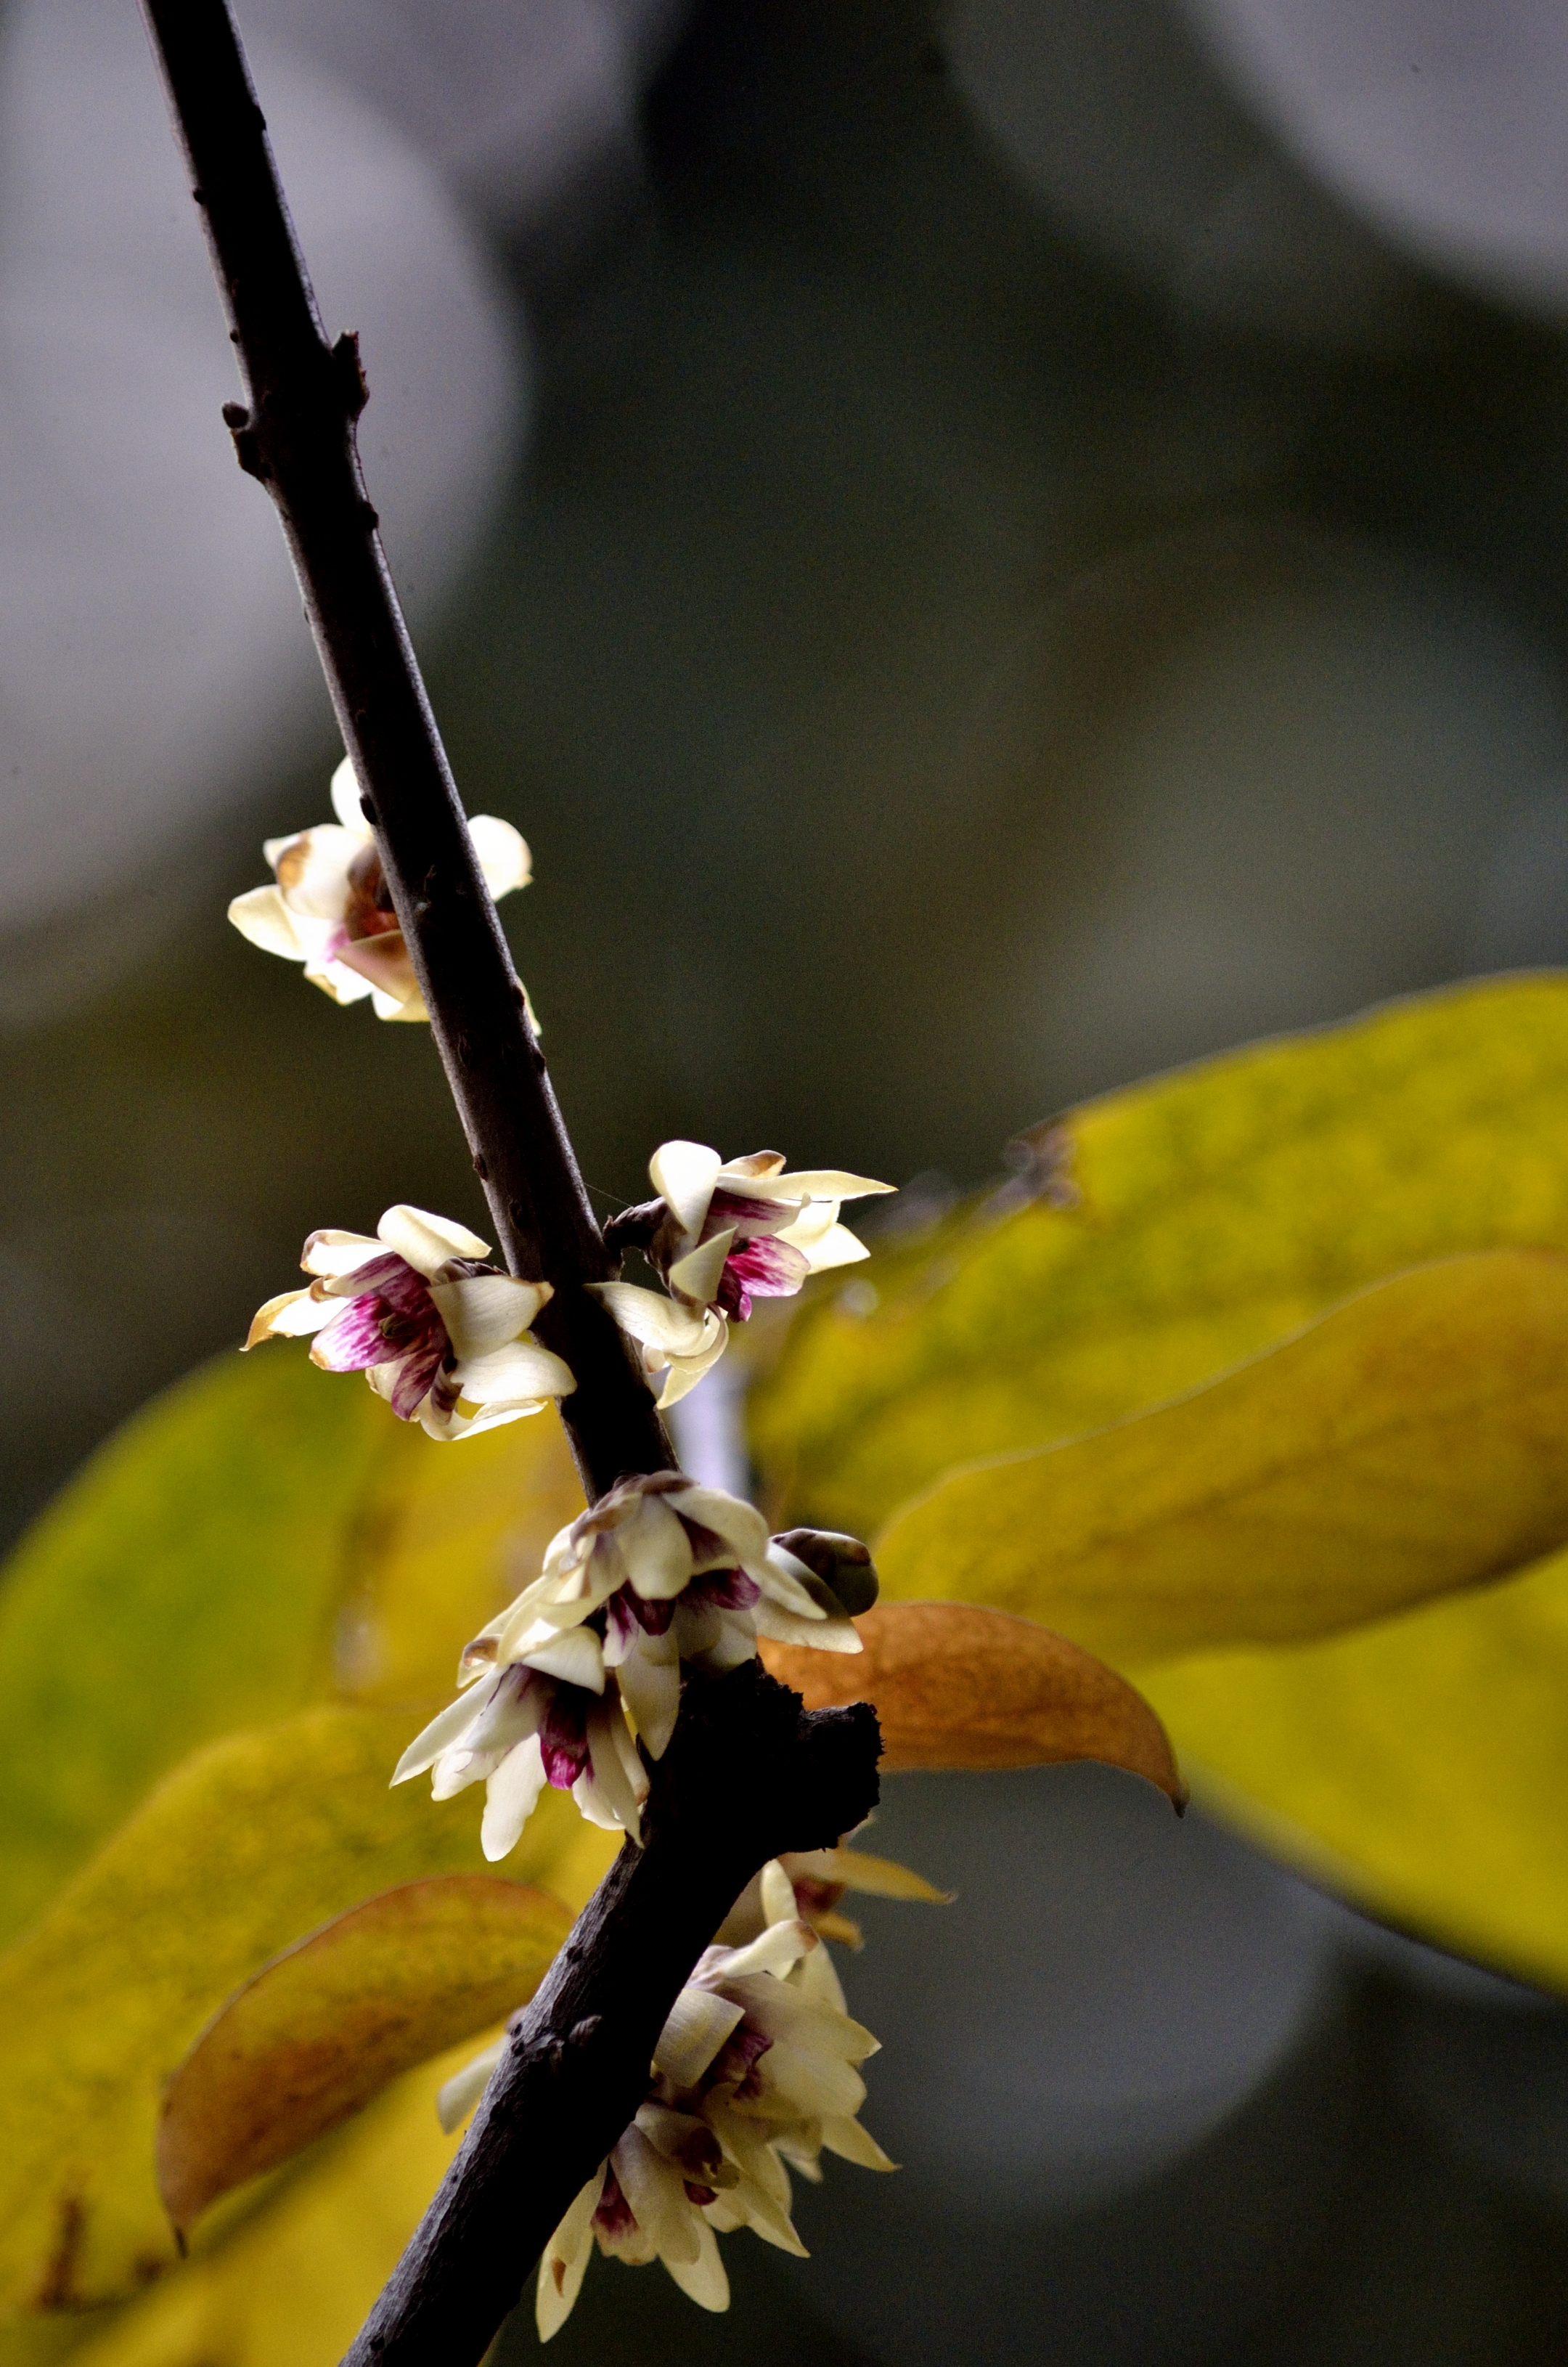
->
(0, 1704, 612, 2318)
(158, 1877, 575, 2234)
(1138, 1543, 1568, 1993)
(57, 2042, 481, 2367)
(873, 1250, 1568, 1665)
(0, 1348, 584, 1950)
(750, 973, 1568, 1535)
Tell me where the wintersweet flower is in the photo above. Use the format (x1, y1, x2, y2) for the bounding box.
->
(464, 1472, 861, 1759)
(227, 756, 531, 1020)
(393, 1621, 648, 1852)
(245, 1203, 574, 1442)
(593, 1141, 894, 1405)
(656, 1867, 891, 2172)
(432, 1867, 892, 2337)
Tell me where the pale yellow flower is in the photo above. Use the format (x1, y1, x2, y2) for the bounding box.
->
(592, 1141, 894, 1406)
(245, 1202, 573, 1441)
(227, 757, 530, 1020)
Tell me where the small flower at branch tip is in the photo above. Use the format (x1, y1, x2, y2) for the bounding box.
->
(245, 1202, 574, 1442)
(226, 756, 533, 1022)
(592, 1141, 895, 1407)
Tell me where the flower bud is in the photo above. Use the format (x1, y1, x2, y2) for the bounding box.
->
(770, 1529, 878, 1617)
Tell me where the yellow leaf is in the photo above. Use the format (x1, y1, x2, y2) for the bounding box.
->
(0, 1344, 585, 1950)
(158, 1875, 575, 2235)
(0, 1704, 611, 2318)
(759, 1602, 1184, 1804)
(56, 2042, 482, 2367)
(750, 974, 1568, 1536)
(873, 1250, 1568, 1667)
(0, 1354, 382, 1949)
(1138, 1542, 1568, 1993)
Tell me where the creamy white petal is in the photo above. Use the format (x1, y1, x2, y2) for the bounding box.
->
(621, 1494, 698, 1600)
(656, 1332, 730, 1406)
(330, 755, 368, 831)
(613, 2126, 701, 2267)
(391, 1681, 497, 1785)
(752, 1601, 862, 1653)
(751, 2037, 867, 2121)
(748, 1543, 822, 1616)
(313, 958, 378, 1005)
(428, 1271, 551, 1359)
(726, 1168, 894, 1204)
(666, 1227, 734, 1307)
(468, 812, 532, 898)
(589, 1282, 718, 1358)
(536, 2170, 604, 2342)
(481, 1732, 549, 1859)
(650, 1140, 723, 1237)
(759, 1861, 798, 1927)
(576, 1697, 648, 1841)
(513, 1624, 605, 1693)
(436, 2040, 503, 2135)
(778, 1216, 871, 1272)
(661, 2217, 729, 2312)
(676, 1486, 770, 1565)
(244, 1287, 336, 1348)
(274, 824, 362, 918)
(301, 1229, 382, 1279)
(377, 1204, 491, 1276)
(653, 1987, 746, 2087)
(709, 1919, 817, 1985)
(675, 1604, 758, 1675)
(614, 1629, 682, 1759)
(448, 1337, 576, 1407)
(375, 982, 428, 1022)
(227, 883, 306, 960)
(820, 2114, 897, 2171)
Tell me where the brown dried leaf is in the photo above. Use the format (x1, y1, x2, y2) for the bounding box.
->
(759, 1600, 1185, 1805)
(157, 1874, 573, 2235)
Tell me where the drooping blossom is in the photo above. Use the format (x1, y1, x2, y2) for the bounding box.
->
(245, 1203, 574, 1442)
(463, 1472, 862, 1761)
(227, 756, 531, 1021)
(392, 1621, 646, 1853)
(438, 1867, 892, 2338)
(592, 1142, 894, 1405)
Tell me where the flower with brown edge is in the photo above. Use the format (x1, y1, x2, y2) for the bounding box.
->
(227, 756, 531, 1021)
(245, 1202, 573, 1441)
(592, 1141, 894, 1405)
(392, 1621, 647, 1852)
(463, 1472, 861, 1761)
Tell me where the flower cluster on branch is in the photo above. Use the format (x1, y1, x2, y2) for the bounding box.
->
(438, 1861, 900, 2337)
(596, 1140, 894, 1404)
(393, 1473, 868, 1854)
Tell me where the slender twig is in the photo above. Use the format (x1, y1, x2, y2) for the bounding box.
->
(139, 0, 666, 1503)
(136, 7, 883, 2363)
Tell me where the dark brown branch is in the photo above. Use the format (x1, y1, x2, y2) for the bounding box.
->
(343, 1667, 881, 2367)
(139, 0, 667, 1502)
(137, 12, 885, 2367)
